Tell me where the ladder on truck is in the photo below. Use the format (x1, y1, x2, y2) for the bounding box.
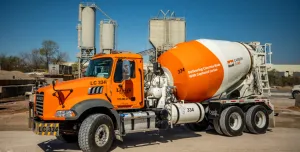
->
(256, 64, 271, 96)
(251, 42, 272, 96)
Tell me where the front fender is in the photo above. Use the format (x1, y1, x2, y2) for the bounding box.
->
(67, 99, 120, 130)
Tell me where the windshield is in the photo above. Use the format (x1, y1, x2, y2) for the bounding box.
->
(85, 58, 113, 78)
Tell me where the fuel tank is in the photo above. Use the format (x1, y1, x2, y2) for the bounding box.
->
(158, 39, 252, 102)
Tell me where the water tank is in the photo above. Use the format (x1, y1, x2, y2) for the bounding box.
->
(158, 39, 253, 102)
(100, 20, 115, 51)
(81, 7, 95, 48)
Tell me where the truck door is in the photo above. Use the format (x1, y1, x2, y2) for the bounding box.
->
(111, 59, 143, 109)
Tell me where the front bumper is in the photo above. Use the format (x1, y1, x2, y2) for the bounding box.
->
(28, 102, 60, 136)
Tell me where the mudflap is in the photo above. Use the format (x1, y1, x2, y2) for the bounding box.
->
(268, 102, 275, 128)
(208, 102, 222, 119)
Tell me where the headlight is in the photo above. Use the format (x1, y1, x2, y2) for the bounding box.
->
(55, 110, 76, 118)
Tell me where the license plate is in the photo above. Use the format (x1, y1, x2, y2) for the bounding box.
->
(34, 122, 60, 136)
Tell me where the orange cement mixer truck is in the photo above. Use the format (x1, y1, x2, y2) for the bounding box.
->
(29, 39, 275, 152)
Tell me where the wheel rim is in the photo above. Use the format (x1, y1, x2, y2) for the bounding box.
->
(229, 112, 242, 130)
(95, 124, 109, 147)
(255, 111, 266, 128)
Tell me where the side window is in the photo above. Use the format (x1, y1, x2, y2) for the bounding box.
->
(130, 61, 135, 78)
(114, 60, 123, 83)
(114, 60, 136, 83)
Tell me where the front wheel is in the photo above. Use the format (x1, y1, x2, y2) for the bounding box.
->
(78, 114, 114, 152)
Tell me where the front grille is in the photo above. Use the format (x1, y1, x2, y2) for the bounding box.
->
(35, 93, 44, 116)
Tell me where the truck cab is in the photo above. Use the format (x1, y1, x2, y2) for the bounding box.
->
(83, 53, 144, 110)
(29, 52, 145, 150)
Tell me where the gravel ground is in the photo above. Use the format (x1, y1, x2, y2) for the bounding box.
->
(0, 70, 33, 80)
(0, 95, 299, 152)
(0, 127, 300, 152)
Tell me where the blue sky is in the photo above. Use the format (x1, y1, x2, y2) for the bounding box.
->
(0, 0, 299, 64)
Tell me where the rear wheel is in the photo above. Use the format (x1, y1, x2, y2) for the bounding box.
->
(292, 91, 300, 99)
(78, 114, 114, 152)
(213, 118, 223, 135)
(245, 105, 269, 134)
(219, 106, 245, 137)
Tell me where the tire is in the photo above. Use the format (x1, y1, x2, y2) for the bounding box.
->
(213, 118, 223, 135)
(78, 114, 114, 152)
(243, 125, 250, 133)
(57, 134, 78, 143)
(245, 105, 269, 134)
(292, 91, 300, 99)
(219, 106, 245, 137)
(185, 117, 209, 132)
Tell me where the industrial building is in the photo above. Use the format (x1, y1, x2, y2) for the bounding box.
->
(268, 64, 300, 77)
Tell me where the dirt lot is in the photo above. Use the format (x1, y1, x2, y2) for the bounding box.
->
(0, 96, 300, 152)
(0, 99, 30, 131)
(0, 127, 300, 152)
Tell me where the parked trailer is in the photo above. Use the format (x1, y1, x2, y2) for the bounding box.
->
(29, 39, 275, 152)
(48, 64, 73, 75)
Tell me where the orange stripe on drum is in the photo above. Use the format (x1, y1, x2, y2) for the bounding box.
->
(158, 40, 224, 102)
(227, 60, 233, 63)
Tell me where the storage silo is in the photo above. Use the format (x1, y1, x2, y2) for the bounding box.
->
(100, 19, 116, 53)
(169, 19, 186, 46)
(149, 19, 166, 49)
(76, 23, 82, 48)
(149, 10, 186, 51)
(81, 7, 95, 49)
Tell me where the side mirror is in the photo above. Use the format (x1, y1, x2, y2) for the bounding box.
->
(122, 60, 131, 80)
(52, 79, 56, 87)
(52, 79, 58, 91)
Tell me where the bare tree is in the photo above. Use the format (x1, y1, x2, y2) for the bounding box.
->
(0, 53, 24, 71)
(40, 40, 59, 68)
(1, 40, 69, 72)
(52, 51, 69, 64)
(20, 49, 45, 71)
(39, 40, 69, 67)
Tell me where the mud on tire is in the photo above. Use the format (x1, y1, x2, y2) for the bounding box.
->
(78, 114, 114, 152)
(245, 105, 269, 134)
